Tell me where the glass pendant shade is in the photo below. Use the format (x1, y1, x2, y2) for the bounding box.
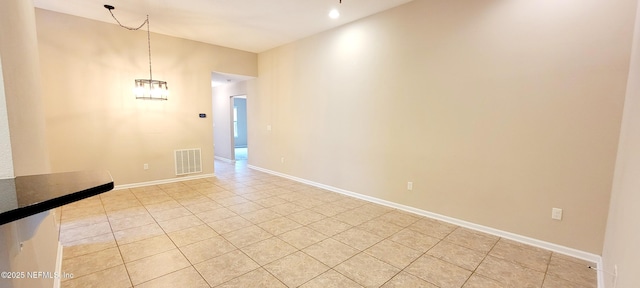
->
(134, 79, 169, 100)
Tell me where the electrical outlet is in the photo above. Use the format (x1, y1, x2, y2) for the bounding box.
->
(143, 164, 149, 170)
(280, 157, 285, 163)
(551, 208, 563, 220)
(407, 182, 413, 191)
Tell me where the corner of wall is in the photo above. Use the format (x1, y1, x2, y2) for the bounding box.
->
(601, 1, 640, 287)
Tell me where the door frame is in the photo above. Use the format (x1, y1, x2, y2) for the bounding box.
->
(230, 95, 247, 161)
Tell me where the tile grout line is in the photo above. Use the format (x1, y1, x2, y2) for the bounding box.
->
(157, 183, 225, 288)
(378, 221, 454, 288)
(59, 161, 596, 288)
(458, 233, 502, 288)
(293, 209, 425, 287)
(101, 193, 133, 287)
(58, 200, 124, 285)
(120, 184, 212, 287)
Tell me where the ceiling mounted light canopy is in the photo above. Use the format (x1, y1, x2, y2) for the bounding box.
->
(104, 4, 168, 100)
(329, 9, 340, 19)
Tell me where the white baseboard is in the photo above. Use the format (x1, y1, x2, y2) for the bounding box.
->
(53, 241, 62, 288)
(214, 156, 235, 163)
(248, 164, 604, 285)
(113, 173, 215, 190)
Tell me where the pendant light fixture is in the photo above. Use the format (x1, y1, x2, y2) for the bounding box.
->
(104, 4, 169, 100)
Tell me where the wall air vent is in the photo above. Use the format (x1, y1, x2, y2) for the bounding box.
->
(175, 148, 202, 175)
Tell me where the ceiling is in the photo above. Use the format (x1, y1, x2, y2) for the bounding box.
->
(32, 0, 414, 53)
(211, 72, 254, 87)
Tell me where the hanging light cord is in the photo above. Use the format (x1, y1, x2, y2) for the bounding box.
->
(106, 7, 153, 81)
(106, 8, 147, 30)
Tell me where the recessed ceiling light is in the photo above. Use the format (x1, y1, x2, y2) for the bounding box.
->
(329, 9, 340, 19)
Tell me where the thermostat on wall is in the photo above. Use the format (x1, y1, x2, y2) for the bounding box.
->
(199, 113, 206, 118)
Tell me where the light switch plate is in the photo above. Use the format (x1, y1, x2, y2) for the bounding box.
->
(551, 208, 563, 220)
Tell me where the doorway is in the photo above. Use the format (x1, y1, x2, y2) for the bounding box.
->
(232, 96, 248, 162)
(211, 72, 253, 168)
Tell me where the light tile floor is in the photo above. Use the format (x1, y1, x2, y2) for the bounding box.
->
(57, 161, 597, 287)
(235, 147, 248, 161)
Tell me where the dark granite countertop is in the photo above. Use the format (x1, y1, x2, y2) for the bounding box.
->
(0, 170, 114, 226)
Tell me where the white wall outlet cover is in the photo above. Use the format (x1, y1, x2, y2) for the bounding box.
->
(551, 208, 563, 220)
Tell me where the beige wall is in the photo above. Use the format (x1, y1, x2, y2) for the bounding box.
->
(35, 9, 257, 185)
(0, 56, 14, 179)
(251, 0, 637, 253)
(0, 0, 50, 176)
(602, 0, 640, 286)
(0, 1, 57, 287)
(0, 213, 60, 288)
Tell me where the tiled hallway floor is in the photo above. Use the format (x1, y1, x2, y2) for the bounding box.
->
(57, 161, 597, 287)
